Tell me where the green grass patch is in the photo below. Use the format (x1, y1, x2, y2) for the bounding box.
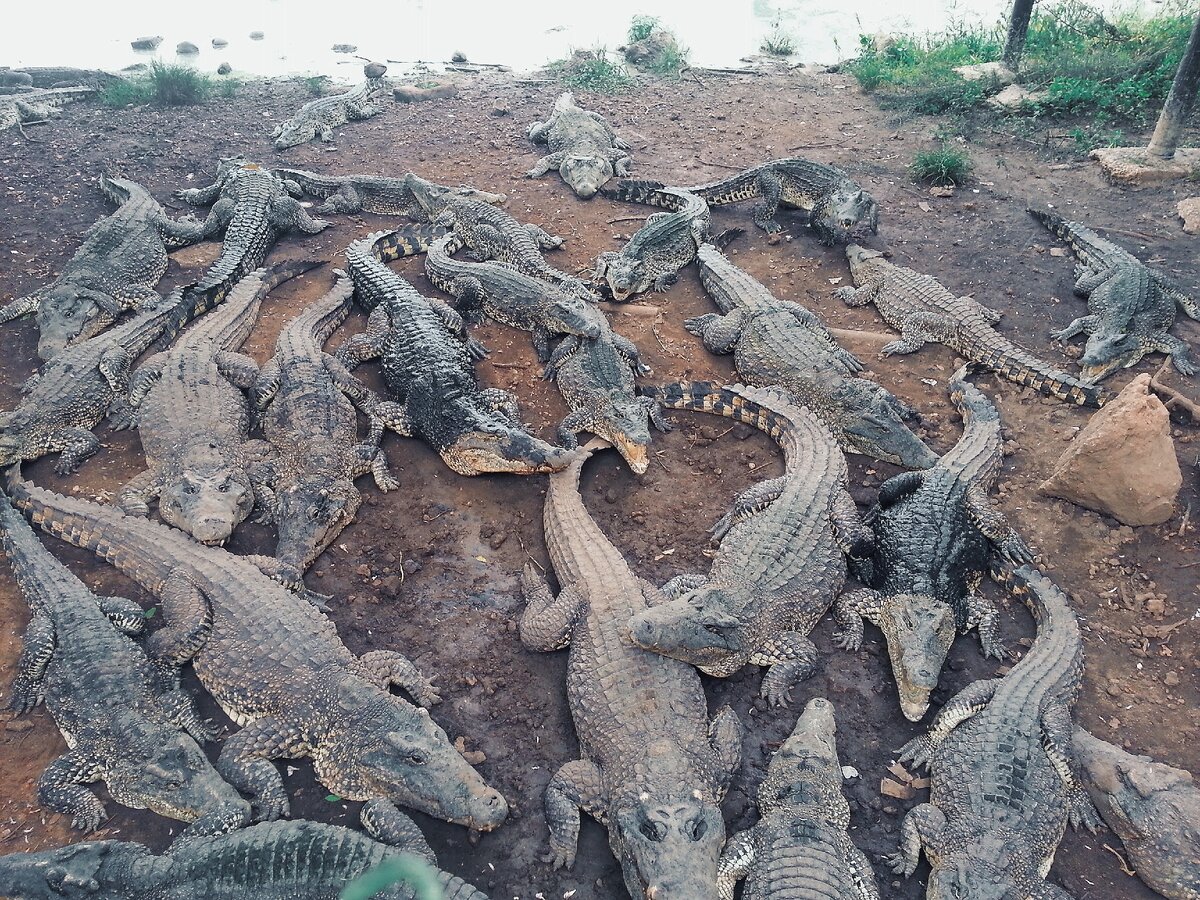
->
(645, 42, 690, 76)
(302, 75, 328, 96)
(101, 61, 215, 107)
(761, 21, 797, 57)
(628, 15, 660, 43)
(911, 146, 972, 185)
(547, 48, 634, 93)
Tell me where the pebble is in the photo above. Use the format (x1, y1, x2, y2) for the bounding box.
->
(1164, 671, 1180, 686)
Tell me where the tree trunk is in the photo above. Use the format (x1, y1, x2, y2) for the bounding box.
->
(1147, 12, 1200, 159)
(1002, 0, 1037, 71)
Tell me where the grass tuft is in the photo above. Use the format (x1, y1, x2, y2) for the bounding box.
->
(547, 48, 634, 94)
(100, 61, 214, 107)
(761, 21, 797, 56)
(911, 146, 972, 185)
(628, 15, 660, 43)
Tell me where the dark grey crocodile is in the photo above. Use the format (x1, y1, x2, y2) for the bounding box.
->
(526, 91, 632, 198)
(839, 245, 1109, 407)
(336, 229, 577, 476)
(677, 157, 879, 242)
(717, 697, 880, 900)
(1073, 728, 1200, 900)
(835, 366, 1033, 721)
(0, 817, 492, 899)
(595, 181, 710, 301)
(520, 440, 741, 899)
(272, 166, 506, 217)
(273, 74, 386, 149)
(1030, 208, 1199, 383)
(629, 382, 872, 705)
(892, 563, 1100, 899)
(0, 175, 216, 360)
(686, 242, 936, 469)
(5, 468, 509, 834)
(0, 491, 248, 836)
(120, 264, 318, 546)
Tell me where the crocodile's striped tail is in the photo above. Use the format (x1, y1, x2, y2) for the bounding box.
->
(1027, 207, 1123, 270)
(599, 179, 691, 210)
(642, 381, 813, 448)
(959, 323, 1107, 407)
(368, 224, 448, 263)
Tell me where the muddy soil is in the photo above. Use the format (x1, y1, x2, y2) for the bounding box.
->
(0, 68, 1196, 899)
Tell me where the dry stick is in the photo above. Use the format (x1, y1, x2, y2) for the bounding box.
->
(697, 156, 743, 170)
(684, 68, 706, 88)
(1149, 359, 1200, 421)
(608, 215, 647, 224)
(1102, 843, 1137, 878)
(1089, 224, 1161, 243)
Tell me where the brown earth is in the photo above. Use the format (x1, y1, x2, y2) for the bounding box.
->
(0, 66, 1196, 899)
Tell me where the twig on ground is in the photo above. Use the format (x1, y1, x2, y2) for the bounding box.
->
(1149, 360, 1200, 423)
(698, 156, 743, 170)
(608, 215, 646, 224)
(1102, 843, 1136, 878)
(1090, 224, 1160, 243)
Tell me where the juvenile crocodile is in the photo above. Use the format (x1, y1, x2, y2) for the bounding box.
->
(839, 245, 1108, 407)
(686, 242, 936, 469)
(0, 175, 217, 360)
(336, 230, 577, 475)
(0, 491, 248, 836)
(273, 74, 386, 149)
(5, 468, 510, 834)
(1073, 728, 1200, 900)
(717, 697, 880, 900)
(1030, 208, 1199, 383)
(425, 230, 601, 361)
(520, 441, 741, 899)
(677, 157, 879, 242)
(251, 272, 399, 592)
(595, 181, 710, 301)
(0, 818, 492, 899)
(892, 563, 1099, 899)
(273, 166, 506, 217)
(834, 367, 1034, 721)
(120, 264, 318, 546)
(526, 91, 632, 198)
(629, 382, 872, 705)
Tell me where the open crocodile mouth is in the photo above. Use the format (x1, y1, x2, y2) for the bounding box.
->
(1078, 357, 1130, 384)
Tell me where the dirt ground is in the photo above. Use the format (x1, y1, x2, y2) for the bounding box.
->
(0, 66, 1196, 899)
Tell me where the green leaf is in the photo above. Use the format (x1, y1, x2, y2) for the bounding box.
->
(144, 607, 157, 619)
(325, 793, 341, 802)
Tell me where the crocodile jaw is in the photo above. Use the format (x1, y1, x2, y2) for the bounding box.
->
(443, 430, 579, 475)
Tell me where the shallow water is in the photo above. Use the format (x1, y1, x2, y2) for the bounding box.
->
(1, 0, 1153, 79)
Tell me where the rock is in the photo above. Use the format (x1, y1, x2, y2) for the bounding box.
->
(624, 30, 680, 70)
(211, 38, 228, 48)
(217, 62, 232, 75)
(363, 62, 388, 79)
(1039, 374, 1182, 526)
(1091, 147, 1200, 186)
(332, 43, 358, 54)
(490, 101, 510, 117)
(393, 82, 458, 103)
(953, 61, 1016, 85)
(451, 50, 468, 63)
(122, 63, 148, 73)
(1179, 197, 1200, 235)
(249, 31, 265, 41)
(869, 32, 897, 54)
(176, 41, 199, 54)
(131, 36, 163, 51)
(987, 84, 1047, 111)
(0, 70, 34, 88)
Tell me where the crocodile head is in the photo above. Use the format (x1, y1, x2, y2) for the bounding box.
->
(157, 445, 255, 545)
(844, 244, 885, 280)
(0, 410, 33, 468)
(1078, 330, 1143, 383)
(876, 593, 956, 721)
(757, 697, 840, 813)
(272, 120, 314, 151)
(627, 585, 746, 671)
(444, 424, 578, 475)
(610, 742, 724, 900)
(0, 840, 132, 898)
(545, 297, 603, 341)
(314, 677, 509, 830)
(34, 285, 122, 360)
(832, 377, 938, 469)
(405, 173, 506, 219)
(813, 184, 879, 245)
(274, 474, 362, 576)
(594, 394, 653, 474)
(598, 256, 649, 302)
(560, 154, 615, 199)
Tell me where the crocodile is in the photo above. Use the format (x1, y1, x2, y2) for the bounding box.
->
(520, 440, 742, 899)
(686, 242, 937, 469)
(629, 382, 873, 705)
(0, 817, 493, 899)
(336, 229, 578, 475)
(833, 367, 1034, 721)
(839, 245, 1108, 407)
(425, 230, 601, 361)
(891, 563, 1100, 900)
(526, 91, 632, 198)
(676, 157, 879, 243)
(0, 491, 249, 836)
(1073, 728, 1200, 900)
(0, 175, 217, 361)
(716, 697, 880, 900)
(0, 87, 93, 139)
(595, 181, 710, 301)
(5, 467, 510, 834)
(120, 264, 318, 546)
(250, 272, 399, 592)
(272, 166, 506, 217)
(272, 73, 387, 149)
(1029, 207, 1199, 383)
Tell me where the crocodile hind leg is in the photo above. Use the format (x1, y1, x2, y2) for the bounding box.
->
(159, 686, 219, 743)
(8, 612, 54, 713)
(95, 595, 146, 635)
(753, 632, 820, 706)
(708, 705, 742, 792)
(336, 305, 389, 369)
(527, 151, 566, 178)
(717, 829, 757, 900)
(959, 294, 1002, 324)
(37, 751, 107, 832)
(118, 468, 162, 517)
(214, 351, 260, 390)
(710, 476, 788, 540)
(525, 223, 564, 250)
(964, 483, 1033, 565)
(750, 170, 785, 234)
(879, 311, 951, 357)
(544, 759, 607, 869)
(964, 592, 1006, 659)
(831, 488, 874, 558)
(1147, 331, 1197, 376)
(351, 441, 400, 491)
(317, 185, 365, 215)
(352, 650, 441, 707)
(272, 196, 331, 235)
(146, 571, 213, 682)
(52, 428, 101, 476)
(833, 588, 884, 651)
(640, 395, 672, 433)
(519, 562, 583, 651)
(684, 310, 747, 354)
(217, 717, 304, 821)
(890, 802, 946, 877)
(361, 799, 435, 861)
(1040, 701, 1101, 832)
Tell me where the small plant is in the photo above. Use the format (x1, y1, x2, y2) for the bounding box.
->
(761, 21, 796, 56)
(215, 77, 239, 99)
(647, 42, 691, 76)
(547, 48, 634, 93)
(100, 61, 213, 107)
(100, 78, 153, 107)
(910, 145, 972, 186)
(303, 75, 328, 96)
(628, 15, 660, 43)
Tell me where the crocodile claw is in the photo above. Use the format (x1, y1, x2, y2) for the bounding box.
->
(73, 804, 108, 833)
(897, 736, 933, 770)
(544, 846, 575, 871)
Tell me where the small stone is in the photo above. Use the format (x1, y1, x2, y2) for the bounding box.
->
(332, 43, 358, 54)
(490, 101, 510, 117)
(488, 532, 507, 550)
(5, 718, 34, 733)
(131, 36, 163, 51)
(393, 83, 458, 103)
(402, 557, 423, 576)
(987, 84, 1047, 111)
(216, 62, 232, 75)
(451, 50, 468, 63)
(363, 62, 388, 79)
(1146, 596, 1165, 616)
(604, 488, 619, 504)
(1164, 671, 1180, 687)
(355, 564, 371, 578)
(211, 37, 228, 48)
(176, 41, 199, 54)
(1105, 680, 1123, 697)
(953, 61, 1016, 85)
(249, 31, 265, 41)
(1179, 197, 1200, 235)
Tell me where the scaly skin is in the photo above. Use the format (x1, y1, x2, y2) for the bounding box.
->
(687, 242, 936, 469)
(520, 441, 741, 900)
(0, 175, 218, 360)
(335, 229, 578, 476)
(678, 157, 879, 243)
(834, 367, 1034, 721)
(595, 182, 710, 301)
(121, 264, 320, 546)
(891, 563, 1100, 900)
(839, 245, 1108, 407)
(0, 492, 249, 837)
(1072, 728, 1200, 900)
(0, 818, 492, 899)
(526, 91, 632, 198)
(0, 87, 92, 138)
(272, 167, 506, 217)
(272, 77, 386, 149)
(1030, 208, 1199, 383)
(717, 698, 880, 900)
(629, 383, 872, 705)
(4, 469, 509, 834)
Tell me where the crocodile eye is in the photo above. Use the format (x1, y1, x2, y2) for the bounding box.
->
(184, 482, 198, 495)
(407, 752, 427, 766)
(638, 818, 665, 842)
(219, 481, 230, 493)
(686, 816, 708, 841)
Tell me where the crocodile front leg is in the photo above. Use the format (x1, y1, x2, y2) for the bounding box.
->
(317, 185, 365, 215)
(716, 828, 756, 900)
(891, 802, 946, 877)
(252, 358, 281, 410)
(146, 571, 214, 678)
(611, 332, 650, 374)
(754, 632, 820, 706)
(352, 650, 441, 707)
(175, 179, 223, 206)
(8, 611, 55, 713)
(527, 151, 566, 178)
(877, 470, 925, 508)
(526, 117, 552, 143)
(217, 716, 306, 820)
(608, 148, 631, 176)
(965, 592, 1006, 659)
(118, 468, 162, 517)
(836, 279, 884, 308)
(1051, 314, 1098, 342)
(37, 750, 107, 831)
(833, 587, 884, 650)
(1039, 701, 1101, 831)
(708, 705, 742, 791)
(1073, 265, 1114, 297)
(752, 169, 785, 234)
(129, 351, 169, 407)
(965, 483, 1033, 565)
(272, 196, 331, 234)
(710, 475, 788, 540)
(898, 677, 1000, 768)
(640, 395, 672, 433)
(351, 440, 400, 491)
(159, 686, 219, 744)
(525, 223, 563, 250)
(544, 758, 607, 869)
(519, 562, 583, 651)
(1147, 331, 1197, 376)
(832, 488, 874, 558)
(95, 595, 146, 634)
(543, 335, 579, 381)
(214, 351, 260, 390)
(477, 388, 522, 424)
(661, 573, 707, 599)
(0, 291, 41, 325)
(684, 310, 747, 354)
(52, 428, 101, 475)
(370, 401, 414, 440)
(361, 798, 435, 861)
(335, 305, 389, 368)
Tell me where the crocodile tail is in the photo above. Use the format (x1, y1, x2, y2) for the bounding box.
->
(599, 179, 686, 209)
(957, 326, 1107, 407)
(98, 173, 136, 206)
(642, 381, 804, 445)
(369, 225, 448, 263)
(988, 561, 1076, 632)
(1027, 206, 1117, 268)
